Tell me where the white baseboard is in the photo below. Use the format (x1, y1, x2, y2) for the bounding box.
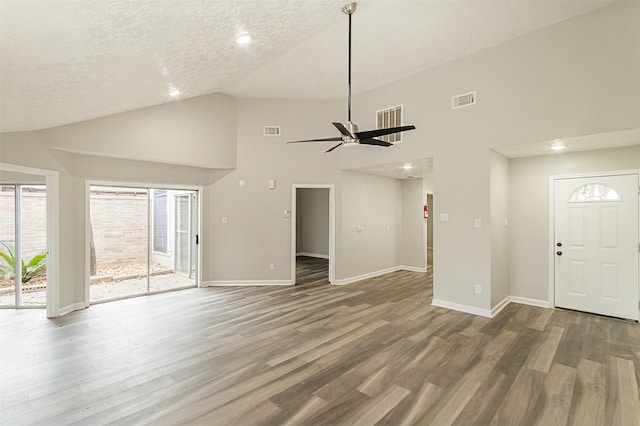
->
(433, 295, 553, 319)
(508, 296, 552, 309)
(431, 299, 493, 318)
(56, 302, 87, 317)
(401, 265, 427, 273)
(202, 280, 294, 287)
(334, 265, 427, 286)
(334, 266, 401, 286)
(491, 296, 511, 317)
(296, 252, 330, 259)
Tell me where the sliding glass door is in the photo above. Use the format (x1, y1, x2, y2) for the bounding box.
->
(149, 190, 198, 293)
(89, 185, 198, 303)
(0, 184, 48, 307)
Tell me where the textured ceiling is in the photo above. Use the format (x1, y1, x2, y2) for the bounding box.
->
(0, 0, 613, 132)
(348, 158, 434, 180)
(494, 128, 640, 158)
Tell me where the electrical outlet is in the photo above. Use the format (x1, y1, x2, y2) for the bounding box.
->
(475, 284, 481, 294)
(269, 263, 275, 271)
(222, 216, 227, 224)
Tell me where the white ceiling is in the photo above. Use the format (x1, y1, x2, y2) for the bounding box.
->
(494, 128, 640, 158)
(349, 158, 433, 180)
(0, 0, 614, 132)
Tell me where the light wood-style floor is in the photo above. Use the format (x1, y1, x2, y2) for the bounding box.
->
(1, 263, 639, 425)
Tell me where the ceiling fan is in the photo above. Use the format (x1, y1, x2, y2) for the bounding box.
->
(286, 2, 416, 153)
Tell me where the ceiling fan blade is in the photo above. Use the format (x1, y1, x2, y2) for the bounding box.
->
(286, 137, 342, 144)
(332, 122, 353, 137)
(325, 143, 343, 153)
(360, 138, 393, 147)
(355, 125, 416, 140)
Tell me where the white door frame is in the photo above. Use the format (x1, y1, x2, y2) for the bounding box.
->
(85, 181, 203, 306)
(548, 169, 640, 312)
(291, 184, 335, 284)
(0, 162, 59, 318)
(173, 191, 197, 278)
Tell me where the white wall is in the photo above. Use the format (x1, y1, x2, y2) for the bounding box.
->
(0, 131, 78, 311)
(508, 145, 640, 303)
(296, 188, 329, 258)
(207, 98, 344, 283)
(0, 130, 216, 314)
(0, 171, 46, 184)
(400, 178, 425, 270)
(43, 93, 238, 169)
(490, 151, 509, 307)
(339, 1, 640, 312)
(339, 171, 402, 280)
(1, 1, 637, 316)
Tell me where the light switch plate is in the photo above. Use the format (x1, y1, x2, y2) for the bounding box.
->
(440, 213, 449, 222)
(474, 219, 482, 228)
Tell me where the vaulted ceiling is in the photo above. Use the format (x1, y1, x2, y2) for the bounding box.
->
(0, 0, 613, 132)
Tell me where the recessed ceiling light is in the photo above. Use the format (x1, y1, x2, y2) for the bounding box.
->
(402, 163, 413, 170)
(168, 88, 181, 97)
(236, 34, 251, 45)
(551, 140, 566, 151)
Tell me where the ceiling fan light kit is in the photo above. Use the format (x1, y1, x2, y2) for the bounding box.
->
(286, 2, 416, 153)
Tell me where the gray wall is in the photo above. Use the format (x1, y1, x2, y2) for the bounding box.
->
(508, 145, 640, 304)
(490, 151, 510, 307)
(43, 93, 238, 169)
(339, 171, 402, 279)
(296, 188, 329, 257)
(0, 130, 215, 312)
(0, 170, 47, 184)
(339, 1, 639, 311)
(0, 1, 637, 315)
(426, 193, 433, 248)
(400, 178, 426, 269)
(208, 98, 343, 282)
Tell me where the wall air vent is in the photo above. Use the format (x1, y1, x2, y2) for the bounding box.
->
(263, 126, 281, 136)
(376, 105, 404, 143)
(452, 91, 476, 109)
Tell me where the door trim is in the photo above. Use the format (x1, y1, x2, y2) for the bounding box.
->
(291, 184, 335, 285)
(548, 169, 640, 316)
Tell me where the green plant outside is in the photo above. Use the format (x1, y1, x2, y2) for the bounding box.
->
(0, 241, 47, 283)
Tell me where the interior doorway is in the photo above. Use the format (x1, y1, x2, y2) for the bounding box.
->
(552, 172, 639, 320)
(88, 184, 200, 303)
(292, 185, 335, 285)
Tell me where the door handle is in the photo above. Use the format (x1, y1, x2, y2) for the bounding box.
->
(556, 251, 562, 256)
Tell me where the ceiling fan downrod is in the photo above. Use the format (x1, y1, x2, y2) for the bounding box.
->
(342, 2, 357, 124)
(284, 1, 415, 152)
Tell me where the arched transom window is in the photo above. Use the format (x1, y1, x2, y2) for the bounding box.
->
(568, 183, 622, 203)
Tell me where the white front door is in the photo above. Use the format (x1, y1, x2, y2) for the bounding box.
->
(554, 174, 639, 320)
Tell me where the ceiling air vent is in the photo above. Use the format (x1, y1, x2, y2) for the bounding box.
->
(376, 105, 404, 143)
(263, 126, 281, 136)
(452, 91, 476, 109)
